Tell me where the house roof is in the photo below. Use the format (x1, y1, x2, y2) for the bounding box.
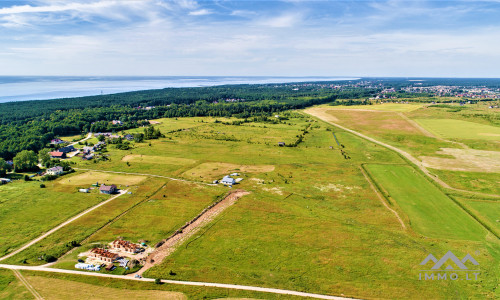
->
(49, 151, 65, 157)
(47, 166, 63, 172)
(91, 248, 118, 259)
(100, 184, 117, 191)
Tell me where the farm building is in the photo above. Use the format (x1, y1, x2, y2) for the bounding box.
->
(221, 176, 235, 185)
(49, 151, 66, 159)
(46, 166, 64, 176)
(79, 188, 90, 193)
(111, 239, 141, 253)
(89, 248, 118, 263)
(99, 184, 117, 194)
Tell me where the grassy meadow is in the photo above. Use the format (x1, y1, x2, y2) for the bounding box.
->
(415, 118, 500, 141)
(0, 180, 107, 257)
(0, 269, 32, 300)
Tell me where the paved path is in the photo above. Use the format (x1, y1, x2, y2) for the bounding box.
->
(73, 168, 216, 186)
(304, 107, 500, 199)
(0, 264, 357, 300)
(0, 190, 127, 262)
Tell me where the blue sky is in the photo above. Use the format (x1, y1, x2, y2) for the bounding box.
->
(1, 0, 500, 77)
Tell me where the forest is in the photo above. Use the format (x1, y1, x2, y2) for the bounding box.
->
(0, 82, 376, 159)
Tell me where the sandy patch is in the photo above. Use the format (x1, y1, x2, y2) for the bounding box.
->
(59, 171, 146, 186)
(148, 120, 161, 124)
(122, 154, 196, 165)
(420, 148, 500, 173)
(262, 187, 284, 195)
(183, 162, 275, 179)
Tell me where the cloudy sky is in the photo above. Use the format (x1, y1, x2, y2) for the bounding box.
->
(1, 0, 500, 77)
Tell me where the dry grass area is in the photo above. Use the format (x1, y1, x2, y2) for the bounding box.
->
(59, 171, 147, 186)
(182, 162, 275, 180)
(420, 148, 500, 173)
(121, 154, 197, 166)
(25, 275, 186, 300)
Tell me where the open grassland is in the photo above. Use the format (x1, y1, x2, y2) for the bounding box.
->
(364, 164, 486, 240)
(22, 271, 309, 300)
(59, 171, 147, 186)
(429, 169, 500, 195)
(138, 116, 499, 299)
(415, 118, 500, 141)
(0, 180, 106, 257)
(3, 178, 166, 265)
(330, 103, 425, 112)
(0, 269, 32, 300)
(25, 275, 186, 300)
(86, 180, 226, 245)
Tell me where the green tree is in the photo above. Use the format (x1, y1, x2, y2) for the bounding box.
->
(38, 148, 51, 166)
(13, 150, 38, 172)
(0, 158, 9, 176)
(97, 135, 105, 142)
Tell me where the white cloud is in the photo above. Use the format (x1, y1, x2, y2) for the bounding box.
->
(188, 9, 212, 16)
(258, 12, 302, 28)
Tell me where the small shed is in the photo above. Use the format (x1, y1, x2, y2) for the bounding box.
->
(79, 188, 90, 193)
(278, 142, 285, 147)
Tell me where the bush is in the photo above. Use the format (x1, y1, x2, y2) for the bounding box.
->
(154, 278, 162, 285)
(24, 175, 31, 181)
(40, 183, 46, 188)
(44, 255, 56, 263)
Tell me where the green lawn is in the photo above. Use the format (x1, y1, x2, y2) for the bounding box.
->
(415, 118, 500, 141)
(364, 164, 486, 240)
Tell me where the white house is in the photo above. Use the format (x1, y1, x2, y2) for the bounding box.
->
(221, 176, 235, 185)
(46, 166, 64, 176)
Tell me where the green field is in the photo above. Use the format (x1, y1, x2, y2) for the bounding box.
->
(461, 199, 500, 236)
(415, 118, 500, 140)
(364, 164, 486, 240)
(0, 269, 32, 299)
(0, 180, 106, 257)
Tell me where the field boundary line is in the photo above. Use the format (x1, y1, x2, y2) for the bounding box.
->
(359, 165, 407, 230)
(12, 269, 44, 300)
(0, 264, 358, 300)
(0, 190, 127, 262)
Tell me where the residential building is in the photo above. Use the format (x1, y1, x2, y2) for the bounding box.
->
(46, 166, 64, 176)
(59, 145, 76, 153)
(88, 248, 118, 263)
(221, 176, 235, 185)
(100, 184, 117, 194)
(50, 138, 66, 145)
(111, 239, 140, 253)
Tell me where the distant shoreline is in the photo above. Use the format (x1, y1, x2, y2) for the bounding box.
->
(0, 76, 360, 103)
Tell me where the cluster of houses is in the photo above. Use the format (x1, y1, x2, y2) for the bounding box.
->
(78, 183, 117, 194)
(94, 132, 121, 139)
(81, 141, 105, 160)
(79, 239, 143, 272)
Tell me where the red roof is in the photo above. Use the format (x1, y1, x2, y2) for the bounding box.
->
(49, 151, 65, 157)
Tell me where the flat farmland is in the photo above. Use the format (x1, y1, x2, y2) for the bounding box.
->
(460, 199, 500, 236)
(329, 103, 425, 112)
(0, 180, 106, 257)
(364, 164, 486, 240)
